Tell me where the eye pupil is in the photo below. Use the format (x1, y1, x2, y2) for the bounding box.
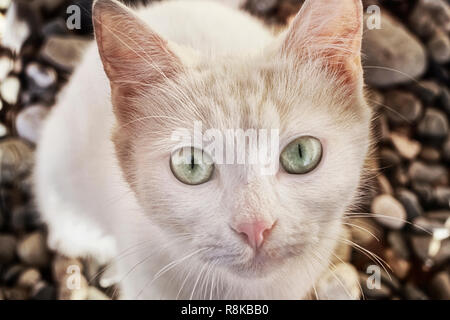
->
(298, 144, 303, 158)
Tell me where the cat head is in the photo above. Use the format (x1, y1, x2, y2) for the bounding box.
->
(93, 0, 371, 282)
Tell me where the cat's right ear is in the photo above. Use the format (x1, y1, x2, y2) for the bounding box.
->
(92, 0, 181, 120)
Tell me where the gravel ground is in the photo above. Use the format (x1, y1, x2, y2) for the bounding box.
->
(0, 0, 449, 300)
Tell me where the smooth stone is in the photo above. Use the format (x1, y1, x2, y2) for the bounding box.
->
(31, 281, 56, 300)
(387, 231, 410, 260)
(376, 174, 393, 195)
(394, 167, 409, 186)
(10, 204, 42, 232)
(0, 122, 8, 137)
(412, 216, 445, 234)
(0, 2, 31, 53)
(403, 283, 429, 300)
(428, 30, 450, 64)
(316, 263, 360, 300)
(17, 268, 41, 289)
(409, 0, 450, 38)
(15, 105, 49, 144)
(434, 186, 450, 208)
(383, 248, 410, 280)
(408, 161, 448, 186)
(419, 146, 441, 162)
(0, 234, 17, 264)
(0, 76, 20, 105)
(429, 272, 450, 300)
(440, 87, 450, 116)
(384, 91, 423, 124)
(379, 148, 401, 171)
(0, 55, 13, 81)
(40, 36, 91, 71)
(0, 138, 34, 184)
(411, 80, 442, 105)
(247, 0, 277, 14)
(412, 182, 435, 205)
(359, 272, 392, 300)
(362, 12, 427, 87)
(2, 264, 25, 285)
(17, 231, 51, 268)
(417, 108, 449, 140)
(390, 132, 421, 160)
(350, 218, 383, 249)
(395, 188, 423, 221)
(52, 255, 84, 283)
(25, 62, 57, 89)
(2, 287, 28, 300)
(410, 235, 450, 267)
(371, 194, 407, 229)
(443, 135, 450, 162)
(426, 210, 450, 222)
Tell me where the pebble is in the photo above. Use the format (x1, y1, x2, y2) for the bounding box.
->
(2, 264, 25, 286)
(17, 231, 51, 268)
(2, 287, 28, 300)
(350, 218, 383, 249)
(25, 62, 57, 89)
(0, 234, 17, 264)
(247, 0, 278, 15)
(395, 188, 423, 221)
(387, 231, 410, 260)
(15, 105, 49, 144)
(411, 235, 450, 267)
(31, 281, 56, 300)
(428, 30, 450, 64)
(409, 0, 450, 38)
(40, 36, 91, 71)
(359, 272, 392, 300)
(434, 186, 450, 208)
(440, 87, 450, 116)
(390, 132, 421, 160)
(316, 263, 360, 300)
(419, 146, 441, 162)
(0, 2, 31, 53)
(379, 148, 401, 171)
(403, 283, 429, 300)
(376, 174, 393, 195)
(17, 268, 41, 289)
(411, 80, 442, 105)
(384, 90, 423, 124)
(426, 210, 450, 222)
(412, 216, 445, 234)
(429, 272, 450, 300)
(0, 138, 34, 184)
(52, 255, 84, 283)
(394, 167, 409, 186)
(383, 248, 410, 280)
(362, 12, 427, 87)
(58, 274, 89, 300)
(417, 108, 449, 140)
(10, 204, 42, 232)
(371, 194, 407, 229)
(0, 76, 20, 105)
(412, 182, 435, 205)
(443, 135, 450, 162)
(0, 54, 13, 81)
(408, 161, 448, 186)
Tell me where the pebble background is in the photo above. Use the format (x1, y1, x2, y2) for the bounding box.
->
(0, 0, 449, 300)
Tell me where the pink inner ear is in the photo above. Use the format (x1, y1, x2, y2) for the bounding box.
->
(282, 0, 363, 82)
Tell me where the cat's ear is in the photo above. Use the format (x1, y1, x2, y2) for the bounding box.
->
(92, 0, 181, 106)
(281, 0, 363, 84)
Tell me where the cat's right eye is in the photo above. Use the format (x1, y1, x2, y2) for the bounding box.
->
(280, 136, 322, 174)
(170, 147, 214, 185)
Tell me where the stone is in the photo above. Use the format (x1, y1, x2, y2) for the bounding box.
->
(376, 174, 393, 195)
(31, 281, 56, 300)
(2, 264, 25, 285)
(316, 263, 360, 300)
(411, 235, 450, 267)
(408, 161, 448, 186)
(0, 76, 20, 105)
(419, 146, 441, 162)
(17, 231, 51, 268)
(387, 231, 410, 260)
(383, 248, 410, 280)
(394, 167, 409, 186)
(25, 62, 57, 89)
(0, 234, 16, 264)
(58, 274, 89, 300)
(17, 268, 41, 289)
(409, 0, 450, 38)
(434, 186, 450, 208)
(384, 91, 423, 124)
(0, 2, 31, 53)
(362, 12, 427, 87)
(443, 135, 450, 162)
(40, 36, 91, 71)
(412, 216, 445, 234)
(10, 205, 42, 232)
(247, 0, 277, 14)
(395, 188, 423, 221)
(411, 80, 442, 105)
(390, 132, 421, 160)
(426, 210, 450, 222)
(371, 194, 407, 229)
(350, 218, 383, 249)
(2, 287, 28, 300)
(440, 87, 450, 116)
(0, 54, 13, 81)
(428, 30, 450, 64)
(417, 108, 449, 140)
(379, 148, 401, 171)
(403, 283, 429, 300)
(429, 272, 450, 300)
(412, 182, 435, 205)
(15, 105, 49, 144)
(0, 138, 34, 184)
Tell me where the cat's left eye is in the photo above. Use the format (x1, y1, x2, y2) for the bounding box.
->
(170, 147, 214, 185)
(280, 136, 322, 174)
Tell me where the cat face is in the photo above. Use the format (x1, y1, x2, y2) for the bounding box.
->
(93, 0, 371, 279)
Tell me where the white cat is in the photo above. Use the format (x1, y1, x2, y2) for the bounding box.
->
(34, 0, 372, 299)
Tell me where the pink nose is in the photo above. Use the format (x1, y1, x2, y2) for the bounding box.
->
(232, 221, 274, 249)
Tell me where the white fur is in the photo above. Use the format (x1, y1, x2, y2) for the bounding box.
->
(34, 0, 371, 299)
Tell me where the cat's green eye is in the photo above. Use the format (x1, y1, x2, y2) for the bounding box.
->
(170, 147, 214, 185)
(280, 136, 322, 174)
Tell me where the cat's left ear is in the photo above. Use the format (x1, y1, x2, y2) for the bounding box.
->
(281, 0, 363, 85)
